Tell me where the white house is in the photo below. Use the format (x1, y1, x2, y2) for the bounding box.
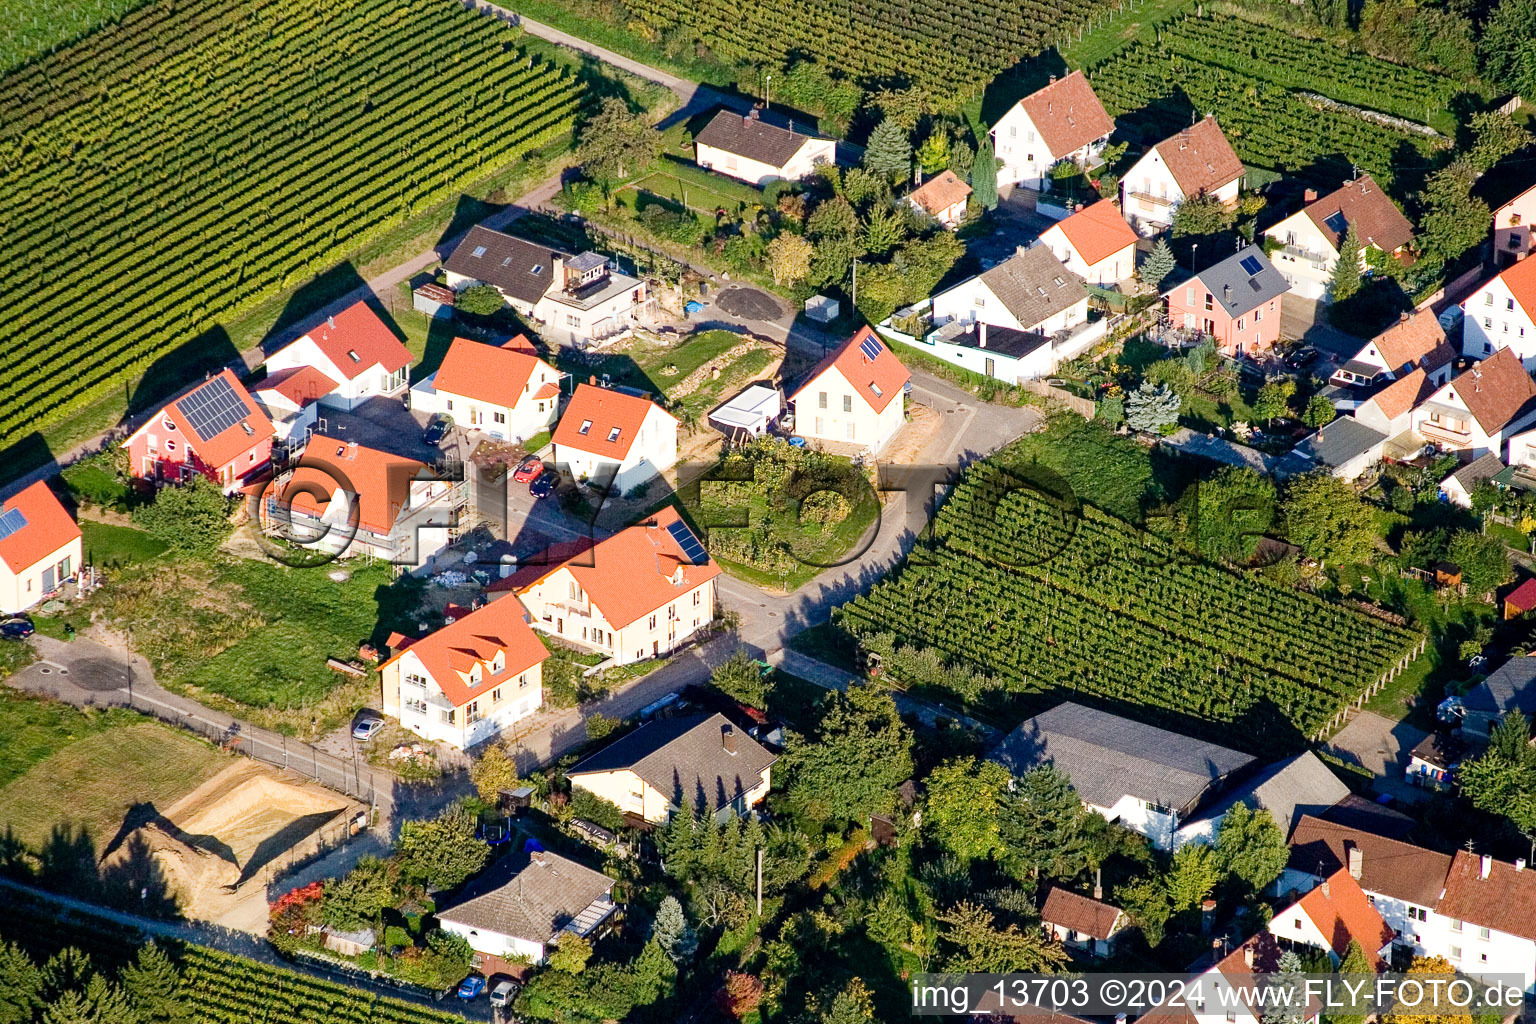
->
(1435, 851, 1536, 988)
(263, 302, 412, 412)
(931, 245, 1090, 336)
(1461, 256, 1536, 368)
(1172, 752, 1349, 848)
(1120, 116, 1244, 236)
(1353, 368, 1437, 438)
(550, 382, 677, 493)
(693, 107, 836, 185)
(1411, 346, 1536, 459)
(1331, 311, 1455, 389)
(787, 326, 909, 453)
(378, 592, 550, 749)
(990, 71, 1115, 190)
(1267, 867, 1394, 967)
(492, 506, 719, 666)
(0, 481, 82, 615)
(1439, 451, 1505, 508)
(437, 848, 616, 969)
(989, 702, 1255, 850)
(260, 434, 461, 567)
(410, 335, 561, 442)
(444, 226, 652, 348)
(1264, 176, 1414, 302)
(250, 365, 334, 443)
(906, 170, 972, 228)
(567, 711, 776, 823)
(708, 384, 782, 441)
(1495, 180, 1536, 269)
(1034, 199, 1138, 285)
(1139, 935, 1320, 1024)
(1290, 417, 1389, 482)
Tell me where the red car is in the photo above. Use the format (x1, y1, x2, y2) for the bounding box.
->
(512, 455, 543, 483)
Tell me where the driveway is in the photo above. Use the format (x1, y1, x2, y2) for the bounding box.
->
(1323, 710, 1429, 806)
(1280, 294, 1364, 366)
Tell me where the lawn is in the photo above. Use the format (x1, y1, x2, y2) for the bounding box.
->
(559, 328, 780, 420)
(0, 689, 141, 789)
(1061, 0, 1194, 68)
(61, 460, 133, 511)
(623, 173, 742, 216)
(0, 720, 227, 851)
(80, 520, 168, 567)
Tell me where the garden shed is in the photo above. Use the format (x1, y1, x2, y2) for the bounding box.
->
(708, 385, 782, 441)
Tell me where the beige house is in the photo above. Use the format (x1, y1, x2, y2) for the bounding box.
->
(1411, 346, 1536, 459)
(990, 71, 1115, 190)
(788, 326, 910, 454)
(1264, 176, 1414, 302)
(907, 170, 972, 228)
(1495, 181, 1536, 268)
(567, 712, 776, 823)
(1119, 116, 1243, 236)
(410, 335, 561, 442)
(694, 108, 836, 186)
(1034, 199, 1138, 285)
(0, 481, 82, 615)
(491, 506, 719, 665)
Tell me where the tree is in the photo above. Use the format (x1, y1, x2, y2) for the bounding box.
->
(1303, 393, 1337, 429)
(1457, 712, 1536, 840)
(651, 895, 698, 963)
(1447, 530, 1515, 597)
(1263, 950, 1309, 1024)
(119, 942, 189, 1024)
(863, 118, 912, 183)
(1195, 467, 1276, 563)
(42, 977, 138, 1024)
(1479, 0, 1536, 99)
(0, 941, 41, 1024)
(1325, 940, 1374, 1024)
(785, 683, 913, 826)
(841, 167, 890, 208)
(576, 97, 660, 191)
(709, 650, 770, 708)
(925, 757, 1013, 861)
(1125, 382, 1182, 433)
(715, 971, 764, 1020)
(1281, 472, 1379, 566)
(1253, 379, 1297, 425)
(395, 803, 488, 891)
(1165, 843, 1220, 911)
(1172, 194, 1237, 238)
(469, 742, 518, 803)
(998, 765, 1093, 882)
(1330, 221, 1362, 304)
(321, 855, 396, 929)
(1419, 159, 1490, 269)
(947, 138, 975, 182)
(1469, 111, 1533, 174)
(936, 901, 1069, 973)
(861, 204, 904, 256)
(971, 138, 999, 210)
(915, 131, 950, 175)
(1214, 803, 1288, 893)
(455, 284, 504, 317)
(1140, 239, 1176, 290)
(547, 933, 593, 974)
(1116, 875, 1172, 947)
(1382, 957, 1470, 1024)
(766, 232, 813, 288)
(821, 979, 877, 1024)
(131, 476, 232, 552)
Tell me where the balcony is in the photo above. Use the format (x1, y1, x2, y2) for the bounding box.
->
(1125, 190, 1175, 208)
(1277, 244, 1330, 266)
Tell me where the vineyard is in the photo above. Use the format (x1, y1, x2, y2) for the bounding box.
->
(835, 462, 1423, 751)
(0, 0, 584, 450)
(1086, 13, 1452, 193)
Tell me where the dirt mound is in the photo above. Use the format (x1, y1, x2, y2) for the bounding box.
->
(716, 286, 782, 321)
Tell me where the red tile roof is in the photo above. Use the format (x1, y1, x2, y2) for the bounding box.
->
(379, 596, 549, 708)
(296, 301, 412, 381)
(1366, 368, 1436, 421)
(1368, 312, 1452, 377)
(789, 326, 909, 414)
(432, 337, 558, 409)
(502, 506, 719, 630)
(1050, 199, 1138, 266)
(1498, 249, 1536, 321)
(1303, 176, 1414, 255)
(277, 434, 429, 536)
(131, 369, 274, 472)
(252, 365, 339, 408)
(1295, 868, 1394, 967)
(0, 481, 80, 573)
(1154, 116, 1244, 197)
(1437, 850, 1536, 941)
(1506, 577, 1536, 614)
(909, 170, 972, 217)
(1288, 814, 1452, 908)
(1016, 71, 1116, 159)
(551, 383, 674, 460)
(1041, 886, 1124, 940)
(1441, 346, 1536, 435)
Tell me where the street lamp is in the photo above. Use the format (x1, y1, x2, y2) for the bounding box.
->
(765, 74, 772, 111)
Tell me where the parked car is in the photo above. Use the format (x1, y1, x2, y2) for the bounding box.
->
(529, 469, 559, 498)
(0, 618, 35, 640)
(351, 715, 384, 740)
(489, 979, 519, 1008)
(512, 454, 543, 483)
(456, 975, 486, 1000)
(423, 417, 449, 447)
(1284, 346, 1319, 370)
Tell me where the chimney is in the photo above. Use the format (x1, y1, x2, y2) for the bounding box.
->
(1321, 878, 1331, 899)
(1223, 283, 1231, 299)
(1016, 244, 1029, 259)
(1201, 898, 1217, 934)
(1049, 74, 1057, 83)
(721, 723, 737, 754)
(1518, 858, 1528, 872)
(1400, 311, 1410, 323)
(1346, 841, 1363, 880)
(979, 322, 988, 349)
(532, 849, 548, 867)
(1481, 854, 1493, 879)
(1303, 188, 1318, 203)
(1243, 944, 1255, 969)
(1075, 202, 1084, 213)
(327, 314, 336, 329)
(748, 106, 759, 120)
(1094, 867, 1103, 901)
(589, 374, 597, 386)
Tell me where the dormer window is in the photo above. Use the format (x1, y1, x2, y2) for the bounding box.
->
(492, 651, 504, 673)
(470, 665, 481, 685)
(870, 383, 883, 398)
(607, 426, 621, 442)
(578, 419, 592, 435)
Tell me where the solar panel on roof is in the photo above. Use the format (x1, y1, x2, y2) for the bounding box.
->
(859, 334, 883, 360)
(666, 519, 708, 565)
(1238, 254, 1264, 276)
(0, 507, 27, 541)
(177, 376, 249, 441)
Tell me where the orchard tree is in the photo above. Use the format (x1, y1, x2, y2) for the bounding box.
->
(1419, 159, 1489, 269)
(395, 802, 489, 891)
(469, 742, 518, 802)
(1281, 471, 1378, 566)
(1214, 803, 1288, 892)
(936, 901, 1068, 973)
(925, 757, 1013, 861)
(766, 232, 813, 287)
(577, 97, 660, 191)
(1253, 379, 1297, 425)
(1165, 843, 1221, 911)
(1382, 957, 1470, 1024)
(320, 856, 396, 930)
(1303, 393, 1337, 429)
(915, 130, 950, 174)
(784, 683, 913, 826)
(1447, 529, 1515, 597)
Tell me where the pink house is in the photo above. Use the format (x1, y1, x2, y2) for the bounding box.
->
(123, 369, 275, 493)
(1495, 181, 1536, 269)
(1161, 245, 1289, 355)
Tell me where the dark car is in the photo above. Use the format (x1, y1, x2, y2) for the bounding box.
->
(422, 417, 449, 447)
(1284, 346, 1319, 370)
(529, 469, 559, 498)
(512, 454, 543, 483)
(0, 619, 35, 640)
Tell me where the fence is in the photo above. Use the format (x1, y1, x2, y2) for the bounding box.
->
(1496, 95, 1525, 116)
(1023, 381, 1097, 418)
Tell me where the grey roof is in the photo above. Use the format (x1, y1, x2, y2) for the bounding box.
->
(1448, 452, 1505, 490)
(1464, 657, 1536, 716)
(568, 712, 777, 815)
(988, 702, 1256, 815)
(1190, 752, 1349, 837)
(437, 849, 614, 944)
(567, 251, 608, 273)
(695, 109, 815, 168)
(946, 322, 1051, 359)
(1162, 427, 1288, 475)
(1182, 245, 1289, 318)
(1291, 416, 1388, 469)
(444, 225, 567, 305)
(978, 247, 1088, 330)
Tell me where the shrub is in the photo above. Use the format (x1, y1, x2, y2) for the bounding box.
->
(800, 489, 851, 526)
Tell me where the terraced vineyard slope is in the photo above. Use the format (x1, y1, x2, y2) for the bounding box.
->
(0, 0, 583, 449)
(836, 461, 1424, 751)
